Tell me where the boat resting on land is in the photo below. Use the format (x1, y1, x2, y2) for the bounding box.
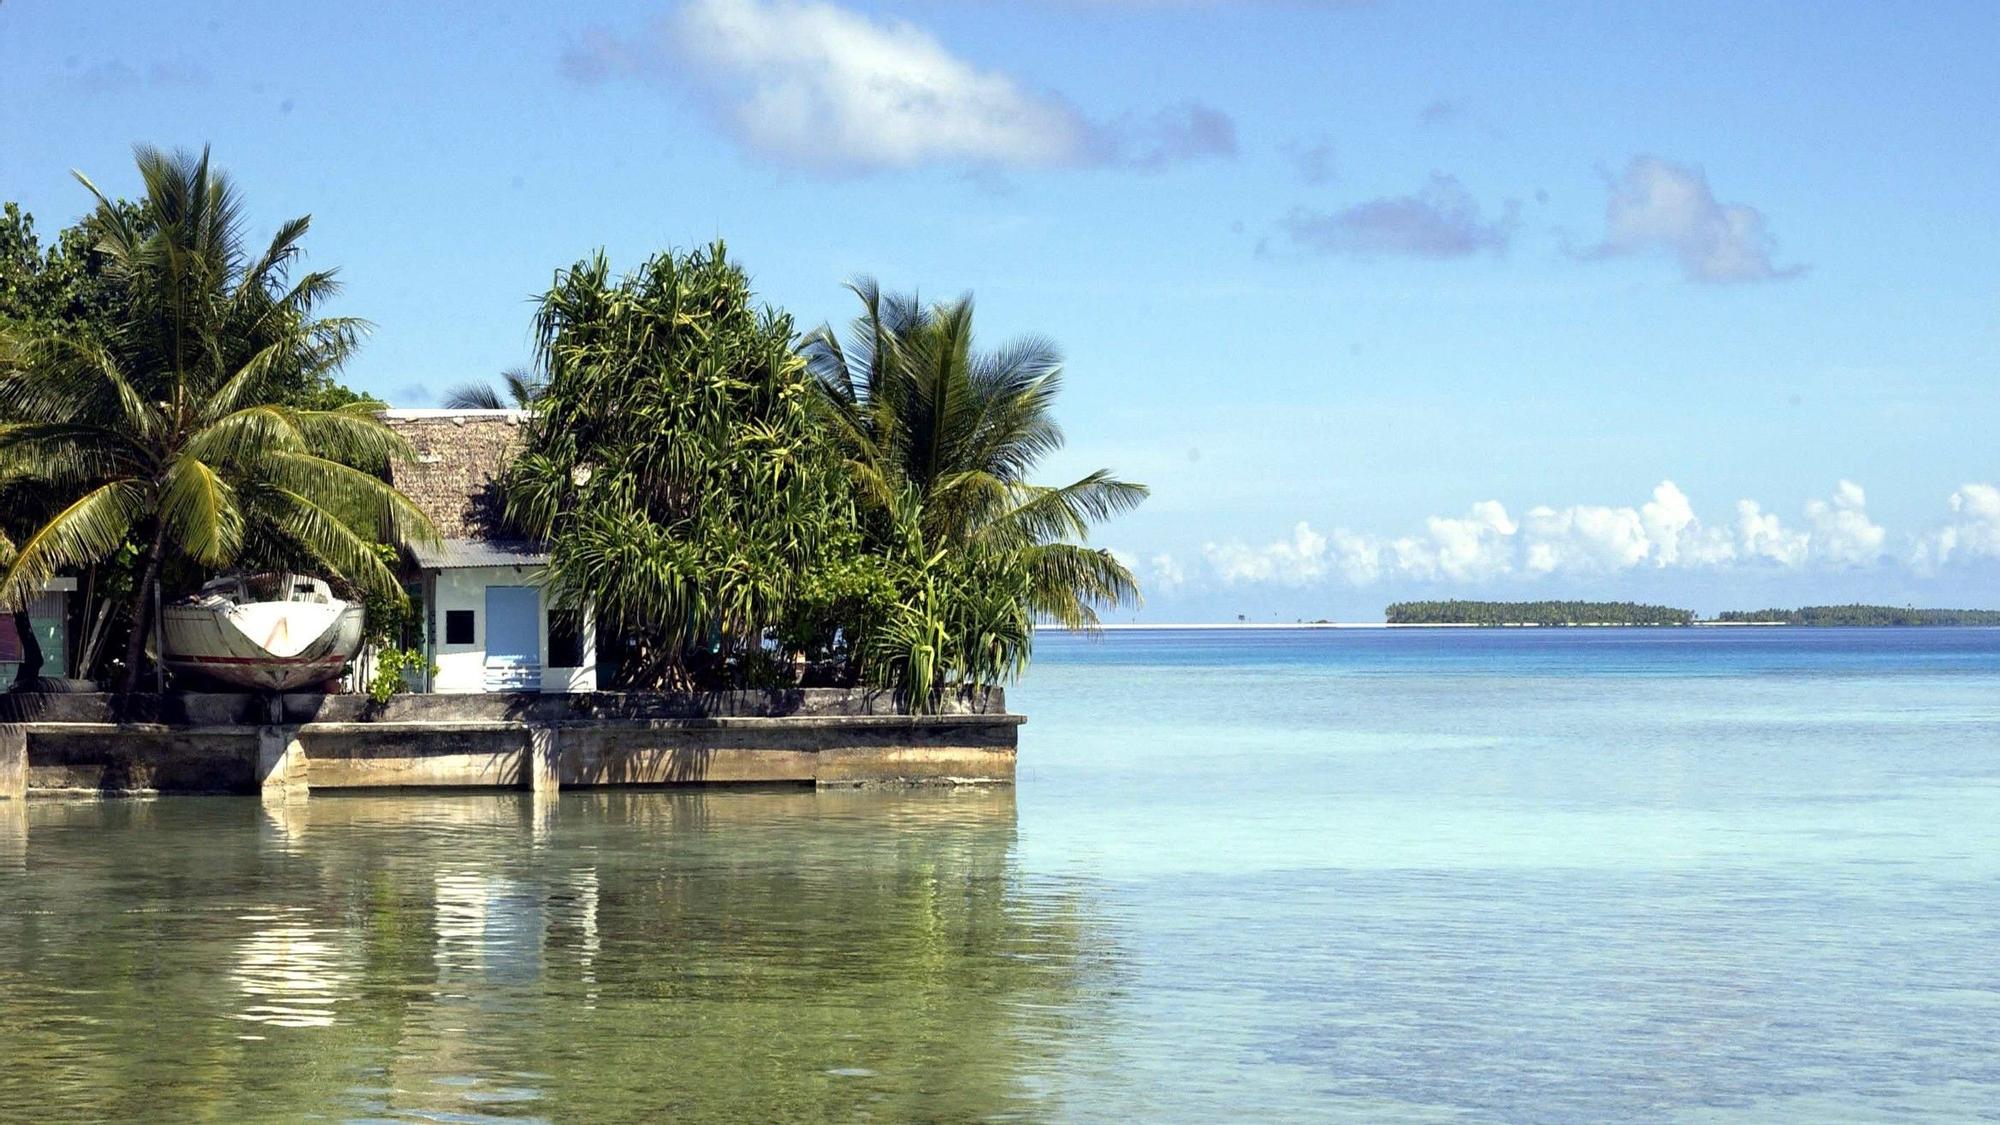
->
(160, 574, 365, 691)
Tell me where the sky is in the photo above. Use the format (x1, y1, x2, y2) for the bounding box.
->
(3, 0, 1996, 621)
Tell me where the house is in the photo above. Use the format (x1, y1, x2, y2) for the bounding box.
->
(0, 578, 76, 688)
(383, 409, 595, 694)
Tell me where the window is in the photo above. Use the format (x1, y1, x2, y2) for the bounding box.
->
(548, 611, 584, 669)
(445, 610, 475, 646)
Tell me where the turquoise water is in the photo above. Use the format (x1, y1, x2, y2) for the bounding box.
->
(2, 627, 1998, 1120)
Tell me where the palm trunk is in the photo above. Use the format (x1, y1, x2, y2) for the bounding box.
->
(117, 523, 169, 697)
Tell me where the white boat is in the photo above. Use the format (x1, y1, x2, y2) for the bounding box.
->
(160, 574, 365, 692)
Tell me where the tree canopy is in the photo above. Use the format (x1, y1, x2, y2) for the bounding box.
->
(803, 282, 1145, 700)
(0, 146, 433, 691)
(1385, 600, 1695, 626)
(505, 243, 858, 690)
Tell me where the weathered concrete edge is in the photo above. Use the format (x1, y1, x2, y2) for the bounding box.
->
(14, 700, 1021, 796)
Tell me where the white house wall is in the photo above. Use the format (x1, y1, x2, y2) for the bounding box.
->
(428, 565, 595, 694)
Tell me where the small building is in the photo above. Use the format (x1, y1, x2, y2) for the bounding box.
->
(383, 410, 595, 694)
(0, 578, 77, 688)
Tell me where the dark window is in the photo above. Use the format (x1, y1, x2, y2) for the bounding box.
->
(445, 610, 475, 646)
(548, 611, 584, 668)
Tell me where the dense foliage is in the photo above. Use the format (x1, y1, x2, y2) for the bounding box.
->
(1386, 600, 1696, 626)
(508, 261, 1146, 701)
(804, 282, 1145, 700)
(4, 148, 1145, 702)
(1716, 605, 2000, 626)
(0, 147, 434, 692)
(505, 244, 861, 690)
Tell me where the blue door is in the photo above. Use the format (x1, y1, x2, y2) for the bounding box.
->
(484, 586, 541, 691)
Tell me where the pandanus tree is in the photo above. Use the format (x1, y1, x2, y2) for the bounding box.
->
(0, 146, 435, 694)
(506, 243, 856, 690)
(803, 281, 1147, 699)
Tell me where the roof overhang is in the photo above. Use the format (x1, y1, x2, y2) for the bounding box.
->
(410, 539, 551, 570)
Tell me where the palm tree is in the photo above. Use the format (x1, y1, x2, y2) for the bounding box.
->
(441, 367, 541, 410)
(0, 146, 435, 694)
(803, 280, 1147, 633)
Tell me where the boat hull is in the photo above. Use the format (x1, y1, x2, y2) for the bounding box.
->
(161, 601, 366, 691)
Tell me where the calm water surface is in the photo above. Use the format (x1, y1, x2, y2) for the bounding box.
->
(2, 628, 1998, 1121)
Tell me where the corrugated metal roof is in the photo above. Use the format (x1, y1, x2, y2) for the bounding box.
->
(411, 538, 550, 570)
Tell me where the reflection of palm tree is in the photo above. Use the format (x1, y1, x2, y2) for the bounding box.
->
(441, 367, 540, 410)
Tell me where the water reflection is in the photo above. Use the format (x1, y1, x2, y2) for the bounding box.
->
(231, 907, 348, 1029)
(0, 789, 1119, 1121)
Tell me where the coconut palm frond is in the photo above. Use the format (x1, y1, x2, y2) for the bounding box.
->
(158, 457, 243, 567)
(0, 480, 146, 610)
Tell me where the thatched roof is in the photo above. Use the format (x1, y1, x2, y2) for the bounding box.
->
(383, 410, 528, 541)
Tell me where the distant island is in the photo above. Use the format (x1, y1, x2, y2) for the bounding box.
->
(1382, 600, 2000, 627)
(1386, 600, 1695, 626)
(1714, 605, 2000, 627)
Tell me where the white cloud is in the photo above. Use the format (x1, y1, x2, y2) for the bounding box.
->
(1585, 156, 1802, 283)
(1523, 481, 1736, 573)
(1736, 499, 1807, 566)
(1203, 521, 1328, 586)
(566, 0, 1235, 173)
(1802, 480, 1885, 567)
(1148, 553, 1187, 594)
(1328, 529, 1383, 585)
(1205, 480, 1909, 587)
(1416, 500, 1517, 580)
(1911, 483, 2000, 572)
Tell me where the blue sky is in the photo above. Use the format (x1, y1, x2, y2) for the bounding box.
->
(4, 0, 1996, 619)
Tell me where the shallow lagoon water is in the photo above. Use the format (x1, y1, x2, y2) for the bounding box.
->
(2, 627, 1998, 1121)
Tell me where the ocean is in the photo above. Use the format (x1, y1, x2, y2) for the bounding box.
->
(1, 627, 1996, 1120)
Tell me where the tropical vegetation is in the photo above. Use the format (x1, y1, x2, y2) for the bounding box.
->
(442, 367, 542, 410)
(504, 253, 1144, 702)
(803, 282, 1145, 699)
(1, 148, 1143, 702)
(0, 146, 434, 692)
(1386, 600, 1696, 626)
(1715, 605, 2000, 626)
(505, 244, 859, 691)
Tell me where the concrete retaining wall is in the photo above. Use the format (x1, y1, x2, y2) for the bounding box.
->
(0, 689, 1019, 796)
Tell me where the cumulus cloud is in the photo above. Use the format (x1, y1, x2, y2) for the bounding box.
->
(1204, 480, 1909, 587)
(1583, 156, 1802, 283)
(1801, 480, 1885, 566)
(1911, 484, 2000, 572)
(1148, 553, 1187, 594)
(1735, 499, 1807, 566)
(564, 0, 1235, 173)
(1395, 501, 1518, 581)
(1206, 502, 1518, 587)
(1279, 174, 1516, 258)
(1523, 481, 1736, 574)
(1204, 522, 1328, 586)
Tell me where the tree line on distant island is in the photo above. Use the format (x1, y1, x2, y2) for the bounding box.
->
(1714, 606, 2000, 626)
(1385, 601, 1695, 626)
(1385, 601, 2000, 626)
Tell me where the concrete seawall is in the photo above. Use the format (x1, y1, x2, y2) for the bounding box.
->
(0, 689, 1020, 798)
